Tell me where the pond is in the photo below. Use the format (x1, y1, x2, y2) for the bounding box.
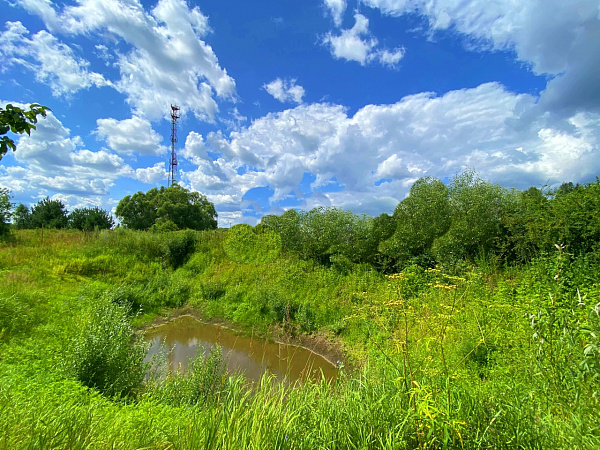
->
(144, 315, 338, 384)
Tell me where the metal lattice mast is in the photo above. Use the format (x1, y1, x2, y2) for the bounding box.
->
(168, 104, 180, 186)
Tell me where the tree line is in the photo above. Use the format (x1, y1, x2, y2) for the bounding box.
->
(0, 184, 219, 237)
(259, 171, 600, 272)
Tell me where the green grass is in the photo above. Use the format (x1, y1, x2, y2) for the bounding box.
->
(0, 229, 599, 448)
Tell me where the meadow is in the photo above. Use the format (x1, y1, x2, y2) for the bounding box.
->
(1, 227, 599, 449)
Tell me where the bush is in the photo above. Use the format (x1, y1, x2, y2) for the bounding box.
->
(164, 230, 198, 269)
(67, 298, 148, 398)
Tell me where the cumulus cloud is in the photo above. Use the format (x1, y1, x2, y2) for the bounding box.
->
(12, 0, 236, 120)
(361, 0, 600, 114)
(135, 163, 167, 184)
(323, 0, 347, 27)
(323, 13, 405, 68)
(263, 78, 305, 104)
(181, 82, 600, 219)
(96, 116, 166, 155)
(0, 106, 132, 207)
(0, 21, 110, 96)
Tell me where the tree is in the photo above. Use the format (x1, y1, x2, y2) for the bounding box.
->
(379, 177, 451, 269)
(1, 103, 50, 160)
(116, 184, 217, 231)
(432, 170, 509, 265)
(0, 188, 12, 237)
(30, 197, 69, 229)
(12, 203, 32, 229)
(69, 207, 114, 231)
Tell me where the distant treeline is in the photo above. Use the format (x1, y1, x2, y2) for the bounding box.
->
(259, 171, 600, 272)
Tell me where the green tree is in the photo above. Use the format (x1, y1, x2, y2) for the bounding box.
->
(30, 197, 69, 229)
(116, 184, 217, 231)
(380, 177, 451, 269)
(432, 170, 509, 265)
(156, 184, 217, 230)
(115, 190, 158, 230)
(1, 103, 50, 160)
(0, 188, 12, 237)
(12, 203, 31, 230)
(69, 207, 114, 231)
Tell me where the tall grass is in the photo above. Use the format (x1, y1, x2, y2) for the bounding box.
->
(0, 229, 599, 448)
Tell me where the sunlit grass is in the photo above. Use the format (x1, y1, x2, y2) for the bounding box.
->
(0, 229, 599, 448)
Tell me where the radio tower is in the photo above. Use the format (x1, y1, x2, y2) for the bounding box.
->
(168, 104, 180, 186)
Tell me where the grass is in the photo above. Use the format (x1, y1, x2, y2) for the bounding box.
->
(0, 229, 599, 448)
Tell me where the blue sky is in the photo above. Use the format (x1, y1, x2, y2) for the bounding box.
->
(1, 0, 599, 225)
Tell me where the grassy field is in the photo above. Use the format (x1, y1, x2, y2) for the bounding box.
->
(1, 228, 599, 449)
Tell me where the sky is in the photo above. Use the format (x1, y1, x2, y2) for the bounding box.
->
(1, 0, 599, 226)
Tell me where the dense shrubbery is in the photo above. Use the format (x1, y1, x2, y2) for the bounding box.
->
(261, 172, 600, 273)
(67, 298, 148, 398)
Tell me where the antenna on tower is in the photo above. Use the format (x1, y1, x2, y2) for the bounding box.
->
(168, 104, 180, 187)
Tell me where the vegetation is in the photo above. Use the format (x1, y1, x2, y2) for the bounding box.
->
(69, 206, 114, 231)
(1, 172, 599, 448)
(0, 187, 11, 238)
(116, 184, 218, 231)
(0, 103, 50, 159)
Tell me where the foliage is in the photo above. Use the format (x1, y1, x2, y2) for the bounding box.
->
(224, 223, 282, 264)
(150, 346, 229, 407)
(432, 170, 509, 266)
(12, 203, 31, 229)
(0, 187, 11, 237)
(0, 103, 50, 159)
(116, 184, 217, 231)
(66, 297, 148, 398)
(69, 206, 114, 231)
(163, 230, 198, 269)
(29, 196, 69, 229)
(380, 177, 451, 270)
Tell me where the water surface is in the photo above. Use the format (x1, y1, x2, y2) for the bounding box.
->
(144, 315, 338, 383)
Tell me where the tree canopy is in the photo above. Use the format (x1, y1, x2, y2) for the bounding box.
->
(115, 184, 217, 231)
(69, 207, 114, 231)
(29, 197, 69, 229)
(0, 188, 11, 237)
(1, 103, 50, 160)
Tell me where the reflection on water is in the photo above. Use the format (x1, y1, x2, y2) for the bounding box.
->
(144, 315, 338, 383)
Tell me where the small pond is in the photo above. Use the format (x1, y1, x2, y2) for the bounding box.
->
(144, 315, 338, 384)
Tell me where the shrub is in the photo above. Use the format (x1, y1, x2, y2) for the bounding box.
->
(164, 230, 197, 269)
(67, 298, 148, 398)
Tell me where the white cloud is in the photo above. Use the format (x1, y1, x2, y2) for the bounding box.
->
(323, 0, 347, 26)
(135, 163, 167, 184)
(186, 82, 600, 219)
(0, 21, 110, 96)
(263, 78, 305, 104)
(96, 116, 166, 155)
(361, 0, 600, 113)
(13, 0, 236, 121)
(323, 13, 405, 68)
(0, 107, 132, 205)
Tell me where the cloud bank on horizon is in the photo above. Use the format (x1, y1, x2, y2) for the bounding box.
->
(1, 0, 599, 225)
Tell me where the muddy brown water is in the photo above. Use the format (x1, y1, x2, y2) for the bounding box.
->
(144, 315, 338, 384)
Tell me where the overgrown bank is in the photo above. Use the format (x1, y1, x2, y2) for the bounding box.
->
(1, 228, 599, 448)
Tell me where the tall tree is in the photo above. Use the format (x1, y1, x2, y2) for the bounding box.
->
(69, 207, 114, 231)
(30, 197, 69, 229)
(380, 177, 451, 269)
(12, 203, 31, 230)
(0, 188, 12, 237)
(116, 184, 217, 231)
